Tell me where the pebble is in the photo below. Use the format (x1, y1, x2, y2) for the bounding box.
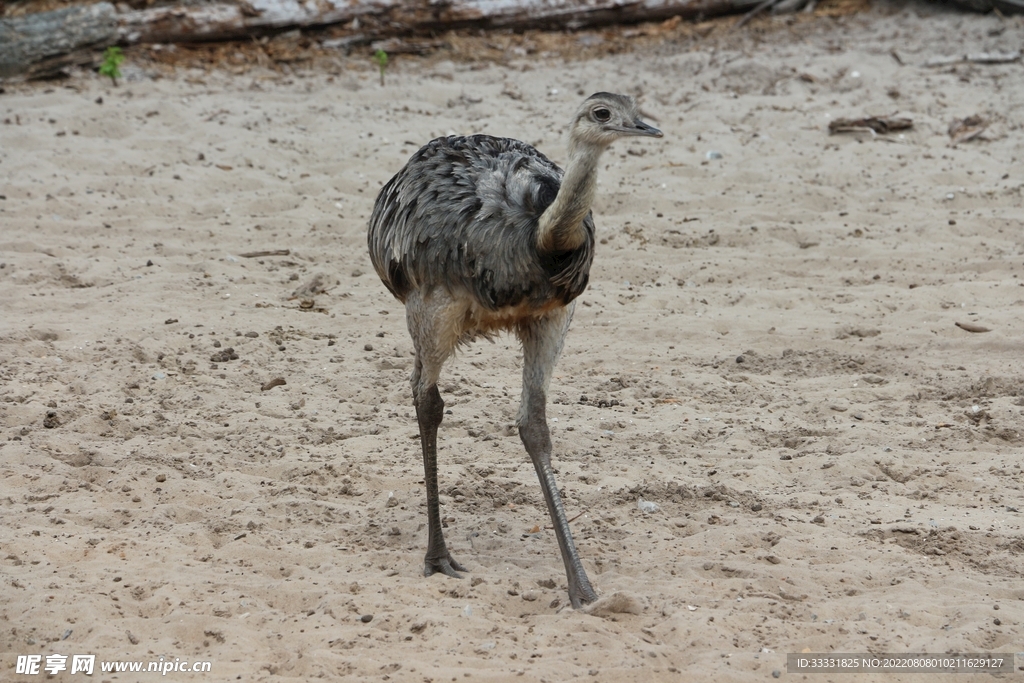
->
(706, 150, 723, 160)
(155, 473, 166, 482)
(152, 372, 166, 380)
(637, 498, 660, 514)
(360, 614, 373, 623)
(261, 377, 286, 391)
(210, 348, 238, 362)
(772, 670, 781, 678)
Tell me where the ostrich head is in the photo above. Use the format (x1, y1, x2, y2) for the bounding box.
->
(569, 92, 663, 150)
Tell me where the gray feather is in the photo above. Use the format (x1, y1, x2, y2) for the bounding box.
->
(367, 135, 595, 313)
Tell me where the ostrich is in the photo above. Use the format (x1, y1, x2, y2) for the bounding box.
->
(367, 93, 662, 609)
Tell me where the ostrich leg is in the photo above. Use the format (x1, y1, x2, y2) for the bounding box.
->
(409, 301, 466, 578)
(517, 306, 598, 608)
(413, 381, 466, 577)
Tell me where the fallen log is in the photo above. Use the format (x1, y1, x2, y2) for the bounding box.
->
(3, 0, 767, 79)
(0, 3, 117, 79)
(117, 0, 769, 45)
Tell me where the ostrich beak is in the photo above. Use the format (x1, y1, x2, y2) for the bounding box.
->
(626, 118, 663, 137)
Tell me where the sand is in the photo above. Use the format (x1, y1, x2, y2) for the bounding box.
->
(2, 3, 1023, 681)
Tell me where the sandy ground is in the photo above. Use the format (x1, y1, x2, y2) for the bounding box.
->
(2, 3, 1024, 681)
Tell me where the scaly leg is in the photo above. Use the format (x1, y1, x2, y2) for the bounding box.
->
(517, 305, 597, 608)
(408, 293, 465, 578)
(413, 377, 466, 577)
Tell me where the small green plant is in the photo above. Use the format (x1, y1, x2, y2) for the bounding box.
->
(373, 49, 388, 87)
(99, 46, 125, 86)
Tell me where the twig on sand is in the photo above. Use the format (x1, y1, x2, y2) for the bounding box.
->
(239, 249, 290, 258)
(925, 51, 1021, 67)
(955, 321, 992, 333)
(735, 0, 786, 28)
(829, 115, 912, 135)
(545, 510, 587, 530)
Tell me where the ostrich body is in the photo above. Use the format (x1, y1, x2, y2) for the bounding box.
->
(367, 93, 662, 608)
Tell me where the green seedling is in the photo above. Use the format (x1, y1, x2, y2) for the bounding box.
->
(99, 46, 125, 86)
(373, 49, 388, 87)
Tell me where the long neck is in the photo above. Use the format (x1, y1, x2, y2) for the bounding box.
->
(535, 139, 605, 253)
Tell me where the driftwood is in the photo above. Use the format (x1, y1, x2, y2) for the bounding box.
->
(117, 0, 768, 44)
(0, 3, 117, 79)
(946, 0, 1024, 13)
(3, 0, 1021, 79)
(3, 0, 768, 79)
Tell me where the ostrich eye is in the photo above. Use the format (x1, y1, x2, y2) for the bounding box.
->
(593, 107, 611, 122)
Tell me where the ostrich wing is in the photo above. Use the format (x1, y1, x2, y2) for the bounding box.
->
(368, 135, 594, 310)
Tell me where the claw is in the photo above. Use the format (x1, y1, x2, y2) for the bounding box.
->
(424, 553, 467, 578)
(568, 580, 598, 609)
